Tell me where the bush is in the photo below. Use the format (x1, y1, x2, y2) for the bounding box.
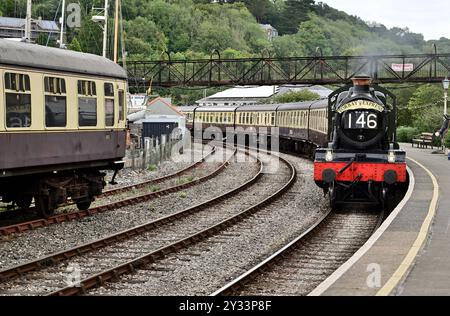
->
(445, 132, 450, 149)
(397, 126, 419, 143)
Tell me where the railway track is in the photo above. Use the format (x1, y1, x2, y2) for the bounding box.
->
(211, 208, 384, 296)
(0, 149, 295, 296)
(0, 144, 232, 236)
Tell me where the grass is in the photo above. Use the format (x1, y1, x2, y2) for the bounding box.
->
(179, 192, 187, 198)
(147, 164, 158, 172)
(150, 185, 161, 192)
(176, 176, 195, 185)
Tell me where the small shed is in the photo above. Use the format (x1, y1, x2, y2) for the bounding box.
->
(127, 96, 186, 144)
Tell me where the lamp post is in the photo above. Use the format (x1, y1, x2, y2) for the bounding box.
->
(443, 77, 449, 116)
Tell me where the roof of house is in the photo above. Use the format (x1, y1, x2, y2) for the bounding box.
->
(0, 39, 127, 79)
(0, 17, 59, 31)
(147, 97, 185, 116)
(128, 97, 186, 122)
(259, 24, 277, 31)
(0, 17, 24, 29)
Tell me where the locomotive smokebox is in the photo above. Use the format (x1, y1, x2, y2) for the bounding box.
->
(351, 76, 372, 94)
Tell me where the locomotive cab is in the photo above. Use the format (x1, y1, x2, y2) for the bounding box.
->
(314, 77, 407, 210)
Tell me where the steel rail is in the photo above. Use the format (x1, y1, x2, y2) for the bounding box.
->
(0, 147, 235, 236)
(211, 208, 385, 296)
(47, 153, 296, 296)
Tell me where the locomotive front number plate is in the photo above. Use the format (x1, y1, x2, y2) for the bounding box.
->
(342, 111, 378, 129)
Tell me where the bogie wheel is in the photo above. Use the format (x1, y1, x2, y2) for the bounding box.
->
(16, 196, 32, 210)
(76, 199, 92, 211)
(35, 195, 55, 218)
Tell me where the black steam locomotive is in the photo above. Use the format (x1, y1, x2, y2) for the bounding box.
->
(314, 77, 406, 209)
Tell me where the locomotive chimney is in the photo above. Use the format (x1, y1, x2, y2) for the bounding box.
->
(351, 76, 372, 93)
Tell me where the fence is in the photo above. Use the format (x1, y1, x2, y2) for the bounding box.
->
(125, 134, 181, 170)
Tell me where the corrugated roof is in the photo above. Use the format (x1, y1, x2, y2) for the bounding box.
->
(0, 17, 25, 28)
(197, 106, 238, 112)
(0, 39, 127, 79)
(204, 86, 278, 99)
(0, 17, 59, 31)
(36, 20, 59, 31)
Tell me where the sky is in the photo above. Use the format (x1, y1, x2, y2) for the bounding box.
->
(319, 0, 450, 40)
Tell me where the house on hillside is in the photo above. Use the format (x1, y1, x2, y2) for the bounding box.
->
(0, 17, 59, 41)
(259, 24, 279, 41)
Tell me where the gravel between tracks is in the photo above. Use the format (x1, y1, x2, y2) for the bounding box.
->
(0, 146, 258, 270)
(85, 152, 328, 296)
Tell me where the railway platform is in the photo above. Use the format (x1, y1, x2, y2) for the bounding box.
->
(310, 144, 449, 296)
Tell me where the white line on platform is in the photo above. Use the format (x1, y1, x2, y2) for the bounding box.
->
(376, 157, 439, 296)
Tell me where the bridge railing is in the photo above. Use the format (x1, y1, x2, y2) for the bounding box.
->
(123, 53, 450, 89)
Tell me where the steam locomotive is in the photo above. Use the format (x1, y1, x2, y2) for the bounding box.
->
(314, 77, 406, 209)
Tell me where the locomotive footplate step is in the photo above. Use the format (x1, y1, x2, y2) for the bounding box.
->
(311, 144, 441, 295)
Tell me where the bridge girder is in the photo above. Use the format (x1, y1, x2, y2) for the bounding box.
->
(123, 53, 450, 89)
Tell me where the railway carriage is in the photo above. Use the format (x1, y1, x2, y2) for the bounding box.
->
(0, 40, 128, 217)
(181, 101, 328, 154)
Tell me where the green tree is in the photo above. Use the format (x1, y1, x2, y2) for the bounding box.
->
(273, 90, 320, 103)
(244, 0, 273, 23)
(277, 0, 314, 35)
(407, 84, 445, 132)
(72, 18, 103, 55)
(68, 37, 82, 52)
(123, 17, 167, 58)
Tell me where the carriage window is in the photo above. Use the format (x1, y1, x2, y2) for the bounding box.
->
(5, 73, 31, 128)
(78, 80, 97, 126)
(104, 83, 115, 126)
(118, 90, 125, 122)
(44, 77, 67, 127)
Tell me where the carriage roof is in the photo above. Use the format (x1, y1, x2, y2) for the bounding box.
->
(0, 40, 127, 79)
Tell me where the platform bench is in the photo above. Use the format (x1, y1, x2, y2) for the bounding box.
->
(412, 132, 434, 149)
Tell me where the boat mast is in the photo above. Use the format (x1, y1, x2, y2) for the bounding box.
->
(102, 0, 109, 58)
(92, 0, 109, 58)
(24, 0, 32, 42)
(113, 0, 120, 63)
(59, 0, 66, 48)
